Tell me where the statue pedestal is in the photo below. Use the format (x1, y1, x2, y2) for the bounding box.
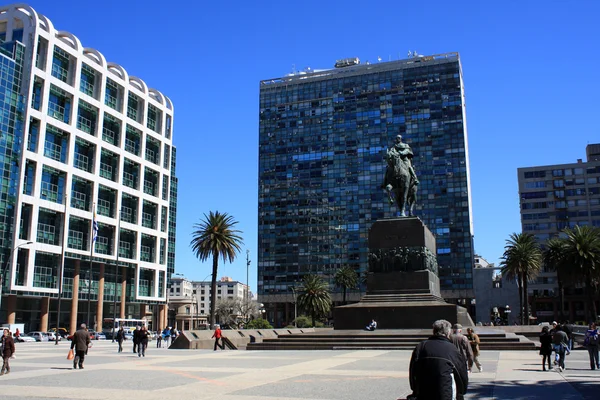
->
(334, 218, 474, 329)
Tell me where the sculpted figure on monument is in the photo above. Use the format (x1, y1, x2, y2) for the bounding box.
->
(368, 247, 438, 274)
(382, 135, 419, 217)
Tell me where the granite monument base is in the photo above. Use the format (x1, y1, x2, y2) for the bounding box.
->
(334, 217, 474, 329)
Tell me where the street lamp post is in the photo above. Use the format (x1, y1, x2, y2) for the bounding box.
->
(289, 286, 298, 328)
(246, 250, 250, 324)
(111, 211, 121, 342)
(505, 305, 511, 325)
(0, 241, 34, 316)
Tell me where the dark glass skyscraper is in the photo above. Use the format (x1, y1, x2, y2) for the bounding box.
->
(258, 53, 474, 326)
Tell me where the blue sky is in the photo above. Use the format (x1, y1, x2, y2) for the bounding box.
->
(25, 1, 600, 292)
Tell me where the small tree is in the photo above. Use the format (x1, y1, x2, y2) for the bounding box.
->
(562, 226, 600, 322)
(245, 318, 273, 329)
(297, 274, 332, 326)
(334, 265, 358, 304)
(215, 298, 243, 328)
(500, 232, 542, 325)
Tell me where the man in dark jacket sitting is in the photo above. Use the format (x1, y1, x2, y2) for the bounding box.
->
(408, 319, 469, 400)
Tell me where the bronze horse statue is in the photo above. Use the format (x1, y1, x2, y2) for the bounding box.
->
(382, 135, 419, 217)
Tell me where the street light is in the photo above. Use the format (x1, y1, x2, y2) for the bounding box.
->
(246, 250, 250, 324)
(505, 305, 511, 325)
(289, 285, 298, 328)
(0, 241, 34, 315)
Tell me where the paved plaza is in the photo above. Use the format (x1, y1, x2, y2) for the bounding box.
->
(1, 340, 599, 399)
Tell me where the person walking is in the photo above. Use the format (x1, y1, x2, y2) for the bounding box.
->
(115, 326, 125, 353)
(1, 328, 15, 376)
(156, 330, 162, 348)
(132, 326, 140, 354)
(584, 323, 599, 370)
(539, 326, 553, 371)
(162, 327, 170, 348)
(465, 328, 482, 372)
(563, 321, 573, 354)
(70, 323, 90, 370)
(552, 324, 569, 372)
(212, 324, 225, 351)
(138, 326, 149, 357)
(409, 319, 469, 400)
(450, 324, 474, 372)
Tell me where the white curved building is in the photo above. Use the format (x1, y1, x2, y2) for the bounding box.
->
(0, 4, 177, 333)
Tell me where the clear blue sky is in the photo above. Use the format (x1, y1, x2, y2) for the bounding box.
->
(25, 0, 600, 292)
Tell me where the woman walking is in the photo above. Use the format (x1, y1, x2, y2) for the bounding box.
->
(466, 328, 482, 372)
(116, 326, 125, 353)
(539, 326, 553, 371)
(584, 323, 599, 370)
(1, 328, 15, 375)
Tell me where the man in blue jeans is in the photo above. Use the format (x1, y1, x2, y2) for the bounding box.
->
(552, 325, 568, 372)
(585, 323, 599, 370)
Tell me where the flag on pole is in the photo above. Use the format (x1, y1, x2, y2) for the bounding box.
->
(92, 205, 98, 243)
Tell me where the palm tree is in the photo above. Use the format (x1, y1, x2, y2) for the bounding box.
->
(543, 237, 568, 320)
(190, 211, 243, 329)
(297, 274, 332, 326)
(500, 233, 542, 325)
(334, 266, 358, 304)
(562, 225, 600, 322)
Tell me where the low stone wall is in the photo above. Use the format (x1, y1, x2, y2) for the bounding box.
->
(170, 328, 315, 350)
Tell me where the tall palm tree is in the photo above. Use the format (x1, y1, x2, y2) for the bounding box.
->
(334, 265, 358, 304)
(298, 274, 332, 326)
(543, 237, 568, 320)
(500, 233, 542, 325)
(562, 225, 600, 322)
(190, 211, 243, 329)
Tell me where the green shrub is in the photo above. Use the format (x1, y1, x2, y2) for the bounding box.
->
(293, 315, 311, 328)
(245, 319, 273, 329)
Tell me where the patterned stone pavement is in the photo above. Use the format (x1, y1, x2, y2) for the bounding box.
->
(1, 340, 599, 399)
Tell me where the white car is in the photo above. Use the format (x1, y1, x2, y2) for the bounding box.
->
(16, 335, 36, 343)
(27, 331, 49, 342)
(46, 331, 61, 341)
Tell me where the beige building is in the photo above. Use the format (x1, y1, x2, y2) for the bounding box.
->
(167, 276, 250, 330)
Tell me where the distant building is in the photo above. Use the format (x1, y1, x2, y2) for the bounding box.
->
(517, 143, 600, 323)
(258, 53, 475, 326)
(473, 256, 519, 325)
(167, 276, 250, 329)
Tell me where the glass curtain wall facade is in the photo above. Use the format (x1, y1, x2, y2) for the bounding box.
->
(0, 39, 25, 297)
(258, 53, 474, 326)
(0, 4, 176, 333)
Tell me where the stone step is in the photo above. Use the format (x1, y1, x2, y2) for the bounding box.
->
(270, 337, 521, 343)
(276, 333, 511, 340)
(247, 342, 537, 351)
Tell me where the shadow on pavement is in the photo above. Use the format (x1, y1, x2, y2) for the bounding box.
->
(466, 379, 600, 400)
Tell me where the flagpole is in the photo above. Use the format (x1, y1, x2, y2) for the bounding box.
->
(87, 203, 97, 329)
(111, 211, 121, 342)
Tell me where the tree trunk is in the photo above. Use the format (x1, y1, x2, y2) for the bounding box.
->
(518, 276, 524, 325)
(523, 273, 529, 326)
(586, 275, 597, 323)
(557, 274, 565, 321)
(209, 250, 219, 329)
(343, 287, 347, 305)
(311, 312, 316, 327)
